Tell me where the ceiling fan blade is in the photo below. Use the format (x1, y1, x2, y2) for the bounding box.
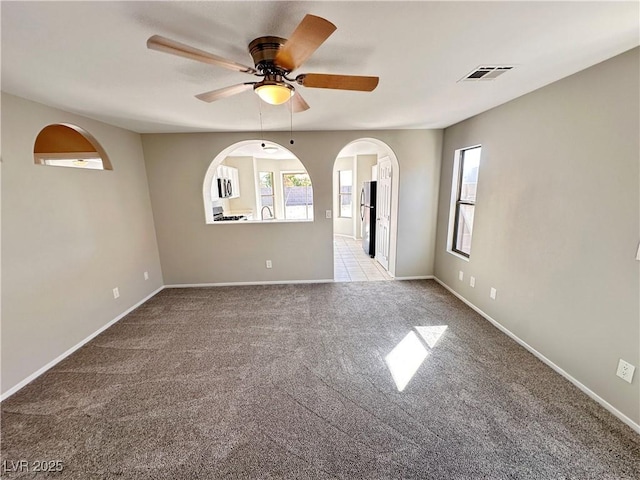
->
(296, 73, 379, 92)
(275, 15, 336, 71)
(195, 83, 255, 103)
(291, 91, 310, 113)
(147, 35, 257, 74)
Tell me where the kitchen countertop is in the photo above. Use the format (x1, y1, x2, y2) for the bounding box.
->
(208, 218, 313, 224)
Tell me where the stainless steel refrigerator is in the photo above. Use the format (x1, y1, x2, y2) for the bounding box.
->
(360, 181, 377, 257)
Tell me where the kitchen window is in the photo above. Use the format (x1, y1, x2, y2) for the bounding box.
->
(338, 170, 353, 218)
(282, 172, 313, 220)
(450, 146, 481, 258)
(259, 171, 274, 208)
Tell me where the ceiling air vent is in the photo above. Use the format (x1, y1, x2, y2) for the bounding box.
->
(460, 66, 514, 82)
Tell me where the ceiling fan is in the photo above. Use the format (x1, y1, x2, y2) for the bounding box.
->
(147, 14, 379, 112)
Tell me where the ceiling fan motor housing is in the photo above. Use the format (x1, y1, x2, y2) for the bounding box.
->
(248, 36, 288, 72)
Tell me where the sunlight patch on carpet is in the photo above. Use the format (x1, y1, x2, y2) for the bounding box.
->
(385, 326, 448, 391)
(385, 331, 429, 392)
(414, 325, 448, 348)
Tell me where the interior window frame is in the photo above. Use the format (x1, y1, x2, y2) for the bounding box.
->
(450, 145, 481, 258)
(338, 170, 353, 218)
(258, 171, 275, 211)
(281, 171, 314, 221)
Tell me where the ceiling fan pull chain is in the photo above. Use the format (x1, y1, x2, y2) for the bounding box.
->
(289, 98, 294, 145)
(258, 98, 265, 146)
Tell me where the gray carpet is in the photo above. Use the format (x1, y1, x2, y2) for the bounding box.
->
(1, 280, 638, 479)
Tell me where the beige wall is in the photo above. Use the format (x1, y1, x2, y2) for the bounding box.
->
(142, 130, 442, 284)
(434, 48, 640, 423)
(1, 93, 163, 395)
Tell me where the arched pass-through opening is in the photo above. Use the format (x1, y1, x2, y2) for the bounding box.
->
(332, 138, 400, 279)
(203, 140, 314, 224)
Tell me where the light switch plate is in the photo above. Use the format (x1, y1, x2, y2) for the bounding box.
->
(490, 287, 497, 300)
(326, 210, 332, 219)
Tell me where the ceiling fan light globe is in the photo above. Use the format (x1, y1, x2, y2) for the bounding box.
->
(255, 83, 293, 105)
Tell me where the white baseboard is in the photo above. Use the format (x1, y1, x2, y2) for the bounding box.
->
(0, 286, 165, 402)
(166, 277, 434, 287)
(433, 277, 640, 435)
(394, 275, 435, 281)
(165, 279, 335, 288)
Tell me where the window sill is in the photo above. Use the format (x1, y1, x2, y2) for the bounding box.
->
(447, 249, 470, 262)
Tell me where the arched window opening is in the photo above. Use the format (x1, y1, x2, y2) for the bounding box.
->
(34, 124, 112, 170)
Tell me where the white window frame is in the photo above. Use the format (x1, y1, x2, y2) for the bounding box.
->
(258, 171, 275, 210)
(338, 170, 353, 218)
(281, 171, 313, 220)
(446, 145, 481, 261)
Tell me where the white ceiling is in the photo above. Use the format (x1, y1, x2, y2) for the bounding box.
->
(2, 1, 638, 134)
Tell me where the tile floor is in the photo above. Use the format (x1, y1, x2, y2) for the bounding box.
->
(333, 235, 393, 282)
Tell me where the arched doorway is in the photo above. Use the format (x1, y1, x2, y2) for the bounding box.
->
(332, 138, 400, 280)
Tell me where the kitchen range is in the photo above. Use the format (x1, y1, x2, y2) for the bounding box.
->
(212, 206, 247, 222)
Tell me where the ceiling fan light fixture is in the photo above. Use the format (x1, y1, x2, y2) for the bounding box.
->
(255, 82, 294, 105)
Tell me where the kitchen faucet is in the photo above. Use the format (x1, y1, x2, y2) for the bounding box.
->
(261, 205, 274, 220)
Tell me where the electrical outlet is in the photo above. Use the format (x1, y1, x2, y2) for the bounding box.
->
(470, 276, 475, 288)
(490, 287, 497, 300)
(326, 210, 332, 219)
(266, 260, 272, 269)
(144, 271, 149, 280)
(458, 271, 464, 281)
(616, 359, 635, 383)
(112, 287, 120, 299)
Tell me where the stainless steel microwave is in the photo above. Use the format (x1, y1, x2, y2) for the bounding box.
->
(217, 178, 233, 198)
